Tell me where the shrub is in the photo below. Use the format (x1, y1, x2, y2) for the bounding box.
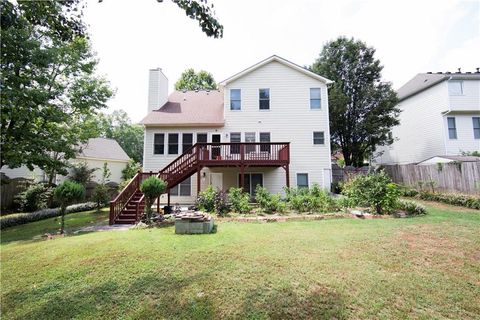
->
(54, 180, 86, 233)
(0, 202, 97, 230)
(196, 185, 217, 213)
(140, 176, 167, 223)
(416, 191, 480, 210)
(397, 184, 419, 197)
(69, 162, 97, 186)
(122, 160, 141, 180)
(92, 184, 110, 211)
(284, 184, 338, 213)
(14, 183, 53, 212)
(228, 187, 251, 214)
(397, 200, 427, 216)
(255, 185, 286, 214)
(214, 190, 230, 217)
(341, 171, 400, 214)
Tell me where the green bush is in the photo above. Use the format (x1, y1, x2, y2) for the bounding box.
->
(54, 180, 86, 233)
(122, 160, 141, 180)
(341, 171, 400, 214)
(196, 185, 217, 213)
(397, 184, 419, 197)
(397, 200, 427, 216)
(228, 187, 251, 214)
(92, 184, 110, 211)
(0, 202, 97, 229)
(14, 183, 53, 212)
(255, 185, 285, 214)
(140, 176, 167, 223)
(69, 162, 97, 186)
(214, 191, 230, 217)
(416, 191, 480, 210)
(284, 184, 337, 213)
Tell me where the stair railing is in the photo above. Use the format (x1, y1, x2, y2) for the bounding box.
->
(109, 172, 141, 225)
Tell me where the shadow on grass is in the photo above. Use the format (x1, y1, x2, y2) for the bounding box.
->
(3, 270, 347, 320)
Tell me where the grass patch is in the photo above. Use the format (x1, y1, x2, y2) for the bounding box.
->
(1, 202, 479, 319)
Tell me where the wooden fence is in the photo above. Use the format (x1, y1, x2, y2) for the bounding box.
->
(383, 162, 480, 194)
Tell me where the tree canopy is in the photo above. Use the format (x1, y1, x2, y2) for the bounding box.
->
(310, 37, 400, 167)
(1, 0, 112, 183)
(174, 68, 217, 91)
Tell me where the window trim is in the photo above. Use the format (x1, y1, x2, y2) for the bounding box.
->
(230, 89, 241, 111)
(313, 131, 325, 145)
(447, 117, 457, 140)
(310, 88, 321, 110)
(473, 117, 480, 139)
(168, 133, 179, 154)
(297, 173, 309, 189)
(153, 133, 165, 155)
(259, 88, 270, 110)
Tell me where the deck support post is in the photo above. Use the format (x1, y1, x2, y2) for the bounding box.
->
(156, 195, 160, 214)
(282, 164, 290, 188)
(240, 165, 245, 190)
(167, 189, 171, 207)
(197, 167, 201, 195)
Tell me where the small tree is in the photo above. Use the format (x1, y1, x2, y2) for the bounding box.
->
(92, 163, 111, 211)
(69, 162, 97, 186)
(121, 160, 141, 180)
(54, 180, 85, 234)
(140, 176, 167, 224)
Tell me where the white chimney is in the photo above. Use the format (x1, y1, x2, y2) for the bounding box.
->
(148, 68, 168, 113)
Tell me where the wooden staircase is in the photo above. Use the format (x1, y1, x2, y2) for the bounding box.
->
(109, 142, 290, 225)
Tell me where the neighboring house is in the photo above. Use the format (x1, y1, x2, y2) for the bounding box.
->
(417, 155, 480, 165)
(375, 70, 480, 165)
(141, 55, 333, 204)
(0, 138, 130, 184)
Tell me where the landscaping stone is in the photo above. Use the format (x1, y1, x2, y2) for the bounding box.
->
(175, 212, 214, 234)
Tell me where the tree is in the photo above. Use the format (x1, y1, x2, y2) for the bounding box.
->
(69, 162, 97, 186)
(54, 180, 85, 234)
(122, 159, 142, 181)
(1, 0, 113, 182)
(310, 37, 400, 167)
(174, 68, 217, 91)
(140, 176, 167, 224)
(92, 162, 111, 211)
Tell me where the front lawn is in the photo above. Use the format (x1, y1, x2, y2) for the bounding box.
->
(1, 203, 479, 319)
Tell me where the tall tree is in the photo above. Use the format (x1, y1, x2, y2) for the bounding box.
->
(174, 68, 217, 90)
(1, 0, 112, 183)
(310, 37, 400, 167)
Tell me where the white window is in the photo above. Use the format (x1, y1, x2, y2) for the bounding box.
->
(170, 177, 191, 196)
(448, 81, 463, 95)
(297, 173, 309, 188)
(447, 117, 457, 139)
(313, 131, 325, 145)
(473, 117, 480, 139)
(153, 133, 164, 155)
(230, 89, 241, 110)
(259, 89, 270, 110)
(245, 132, 256, 153)
(310, 88, 321, 109)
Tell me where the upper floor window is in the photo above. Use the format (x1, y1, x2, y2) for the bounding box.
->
(310, 88, 321, 109)
(259, 89, 270, 110)
(448, 81, 463, 95)
(168, 133, 179, 154)
(473, 117, 480, 139)
(297, 173, 309, 189)
(153, 133, 164, 155)
(197, 133, 208, 144)
(230, 132, 241, 154)
(230, 89, 241, 110)
(313, 131, 325, 145)
(182, 133, 193, 153)
(447, 117, 457, 139)
(260, 132, 271, 152)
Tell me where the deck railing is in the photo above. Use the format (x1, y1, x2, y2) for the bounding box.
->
(109, 172, 141, 224)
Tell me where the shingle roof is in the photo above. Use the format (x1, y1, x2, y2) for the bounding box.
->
(140, 90, 224, 127)
(439, 155, 480, 162)
(78, 138, 130, 162)
(398, 72, 480, 101)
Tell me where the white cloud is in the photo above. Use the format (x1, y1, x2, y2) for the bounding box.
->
(84, 0, 478, 121)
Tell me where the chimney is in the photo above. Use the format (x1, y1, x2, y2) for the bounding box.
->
(148, 68, 168, 113)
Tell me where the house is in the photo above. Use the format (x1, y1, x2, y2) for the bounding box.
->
(375, 70, 480, 165)
(416, 155, 480, 165)
(137, 55, 333, 207)
(0, 138, 130, 184)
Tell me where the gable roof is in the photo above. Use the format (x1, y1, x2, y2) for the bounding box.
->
(398, 72, 480, 101)
(219, 55, 333, 86)
(140, 90, 224, 127)
(78, 138, 130, 162)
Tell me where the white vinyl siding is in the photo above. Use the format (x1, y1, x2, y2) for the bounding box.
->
(448, 80, 463, 95)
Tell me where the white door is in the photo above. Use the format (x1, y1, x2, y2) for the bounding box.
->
(210, 173, 223, 191)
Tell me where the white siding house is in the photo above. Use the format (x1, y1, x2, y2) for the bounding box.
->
(375, 72, 480, 164)
(141, 55, 333, 204)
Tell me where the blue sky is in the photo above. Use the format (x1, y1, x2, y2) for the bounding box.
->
(84, 0, 479, 122)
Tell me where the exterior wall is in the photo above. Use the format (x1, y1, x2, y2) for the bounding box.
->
(375, 81, 448, 164)
(0, 165, 45, 182)
(443, 113, 480, 155)
(449, 79, 480, 112)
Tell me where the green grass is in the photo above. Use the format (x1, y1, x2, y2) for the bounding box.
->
(1, 203, 479, 319)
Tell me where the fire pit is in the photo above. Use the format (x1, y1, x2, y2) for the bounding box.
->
(174, 212, 214, 234)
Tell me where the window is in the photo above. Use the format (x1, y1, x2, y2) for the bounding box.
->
(168, 133, 179, 154)
(197, 133, 208, 143)
(182, 133, 193, 153)
(260, 132, 271, 152)
(230, 132, 241, 154)
(153, 133, 164, 154)
(473, 117, 480, 139)
(310, 88, 321, 109)
(447, 117, 457, 139)
(230, 89, 241, 110)
(259, 89, 270, 110)
(297, 173, 309, 189)
(448, 81, 463, 95)
(245, 132, 256, 153)
(239, 173, 263, 197)
(170, 177, 191, 196)
(313, 131, 325, 145)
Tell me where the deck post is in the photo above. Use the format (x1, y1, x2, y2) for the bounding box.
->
(167, 189, 171, 207)
(240, 165, 245, 190)
(285, 165, 290, 188)
(197, 167, 201, 194)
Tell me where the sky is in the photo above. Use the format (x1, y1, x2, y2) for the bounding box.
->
(84, 0, 480, 122)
